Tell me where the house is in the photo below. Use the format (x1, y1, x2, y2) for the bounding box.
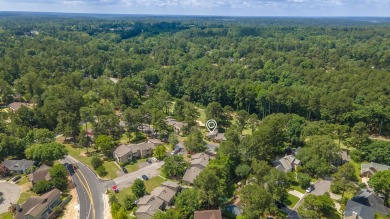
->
(136, 182, 180, 219)
(15, 188, 61, 219)
(161, 181, 180, 193)
(138, 124, 155, 135)
(351, 189, 389, 216)
(148, 138, 164, 146)
(151, 186, 176, 206)
(206, 129, 226, 143)
(194, 210, 222, 219)
(344, 200, 375, 219)
(30, 165, 51, 185)
(182, 153, 210, 185)
(341, 151, 351, 163)
(361, 162, 390, 178)
(272, 155, 301, 173)
(2, 159, 37, 174)
(165, 117, 187, 135)
(8, 102, 24, 112)
(113, 142, 156, 163)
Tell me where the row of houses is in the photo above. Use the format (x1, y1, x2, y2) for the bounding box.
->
(113, 139, 164, 163)
(182, 153, 211, 185)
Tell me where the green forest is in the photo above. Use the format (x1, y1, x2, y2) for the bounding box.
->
(1, 13, 390, 219)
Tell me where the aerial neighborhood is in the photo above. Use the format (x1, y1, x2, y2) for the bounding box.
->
(0, 15, 390, 219)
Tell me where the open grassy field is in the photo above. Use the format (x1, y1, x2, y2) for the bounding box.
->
(0, 212, 13, 219)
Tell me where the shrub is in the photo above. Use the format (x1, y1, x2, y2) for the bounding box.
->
(91, 154, 103, 169)
(297, 173, 312, 189)
(96, 166, 107, 177)
(32, 181, 52, 194)
(123, 194, 136, 210)
(350, 150, 363, 162)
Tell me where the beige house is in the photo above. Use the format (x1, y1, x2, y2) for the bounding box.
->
(183, 153, 210, 185)
(113, 142, 155, 163)
(165, 117, 188, 135)
(272, 155, 301, 173)
(194, 210, 222, 219)
(136, 181, 180, 219)
(361, 162, 390, 178)
(15, 189, 61, 219)
(206, 129, 226, 143)
(30, 165, 51, 185)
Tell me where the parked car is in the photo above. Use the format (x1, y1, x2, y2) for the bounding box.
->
(274, 200, 286, 209)
(151, 157, 157, 162)
(12, 176, 21, 182)
(146, 159, 152, 164)
(306, 185, 314, 193)
(134, 199, 139, 205)
(122, 167, 128, 173)
(142, 175, 149, 180)
(112, 185, 119, 193)
(171, 147, 181, 155)
(137, 176, 142, 180)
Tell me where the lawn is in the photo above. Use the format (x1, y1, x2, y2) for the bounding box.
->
(290, 181, 306, 194)
(323, 210, 342, 219)
(349, 159, 363, 180)
(375, 213, 390, 219)
(285, 193, 300, 208)
(0, 212, 13, 219)
(125, 163, 139, 173)
(145, 176, 166, 193)
(15, 176, 29, 185)
(64, 144, 120, 179)
(111, 187, 134, 204)
(197, 108, 206, 123)
(17, 191, 37, 204)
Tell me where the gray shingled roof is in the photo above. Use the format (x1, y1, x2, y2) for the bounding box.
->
(352, 189, 389, 215)
(344, 200, 375, 219)
(3, 160, 36, 172)
(113, 145, 132, 157)
(361, 162, 390, 175)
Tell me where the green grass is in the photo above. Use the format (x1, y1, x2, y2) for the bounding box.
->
(17, 191, 37, 204)
(291, 181, 306, 194)
(197, 108, 206, 123)
(145, 176, 166, 193)
(0, 212, 13, 219)
(125, 163, 139, 173)
(375, 213, 390, 219)
(111, 187, 134, 204)
(285, 193, 300, 208)
(64, 144, 120, 179)
(16, 176, 29, 185)
(323, 211, 342, 219)
(349, 159, 362, 180)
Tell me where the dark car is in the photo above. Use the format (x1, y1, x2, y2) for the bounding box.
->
(12, 176, 21, 182)
(146, 159, 152, 164)
(142, 175, 149, 180)
(122, 167, 128, 174)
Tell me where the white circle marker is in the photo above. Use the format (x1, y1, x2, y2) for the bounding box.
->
(206, 119, 217, 134)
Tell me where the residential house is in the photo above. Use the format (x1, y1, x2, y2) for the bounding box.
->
(148, 138, 164, 146)
(183, 153, 210, 185)
(352, 189, 389, 216)
(2, 159, 37, 174)
(138, 124, 155, 135)
(8, 102, 24, 112)
(113, 142, 156, 163)
(341, 151, 351, 163)
(272, 155, 301, 173)
(194, 210, 222, 219)
(136, 181, 180, 219)
(30, 165, 51, 185)
(206, 129, 226, 143)
(344, 200, 375, 219)
(165, 117, 187, 135)
(361, 162, 390, 178)
(15, 188, 61, 219)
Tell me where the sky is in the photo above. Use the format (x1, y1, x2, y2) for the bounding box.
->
(0, 0, 389, 17)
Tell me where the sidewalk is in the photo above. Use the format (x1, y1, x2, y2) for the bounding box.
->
(289, 190, 305, 199)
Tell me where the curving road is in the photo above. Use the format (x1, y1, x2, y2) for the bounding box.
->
(62, 156, 105, 219)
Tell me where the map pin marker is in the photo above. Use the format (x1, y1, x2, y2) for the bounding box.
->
(206, 119, 217, 134)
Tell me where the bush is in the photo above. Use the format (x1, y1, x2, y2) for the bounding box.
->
(96, 166, 107, 177)
(119, 162, 125, 167)
(91, 154, 103, 169)
(359, 182, 367, 189)
(123, 194, 136, 210)
(32, 181, 52, 194)
(350, 150, 363, 162)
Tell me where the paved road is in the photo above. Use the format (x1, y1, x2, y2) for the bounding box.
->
(0, 182, 21, 214)
(102, 161, 164, 190)
(311, 179, 331, 196)
(63, 156, 105, 219)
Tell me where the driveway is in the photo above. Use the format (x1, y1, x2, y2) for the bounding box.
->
(102, 161, 164, 190)
(311, 179, 332, 196)
(0, 183, 21, 214)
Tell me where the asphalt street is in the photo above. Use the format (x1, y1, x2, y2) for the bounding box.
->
(102, 161, 164, 190)
(63, 156, 105, 219)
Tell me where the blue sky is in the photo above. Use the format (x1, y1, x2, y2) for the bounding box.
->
(0, 0, 389, 16)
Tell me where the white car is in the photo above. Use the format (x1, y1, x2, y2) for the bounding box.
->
(306, 186, 313, 193)
(151, 157, 157, 161)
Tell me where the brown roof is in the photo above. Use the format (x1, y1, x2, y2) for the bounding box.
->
(16, 189, 61, 219)
(191, 153, 210, 168)
(194, 210, 222, 219)
(183, 167, 202, 184)
(136, 195, 164, 216)
(161, 181, 180, 189)
(8, 102, 24, 111)
(31, 165, 51, 183)
(151, 186, 176, 203)
(114, 145, 132, 157)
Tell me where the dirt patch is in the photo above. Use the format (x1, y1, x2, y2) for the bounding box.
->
(104, 194, 113, 219)
(62, 188, 78, 219)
